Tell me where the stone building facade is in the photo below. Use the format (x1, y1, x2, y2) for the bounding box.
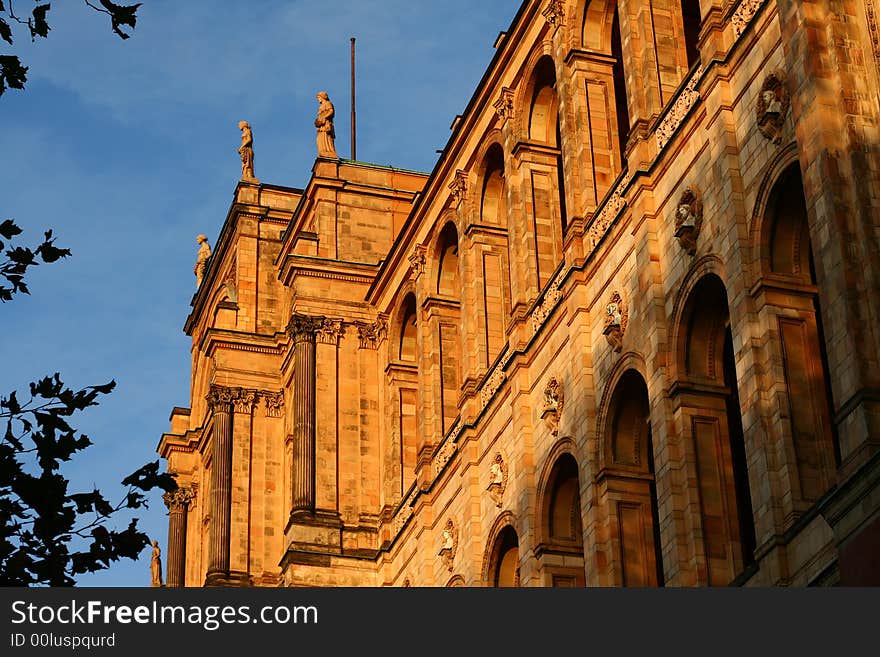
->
(158, 0, 880, 586)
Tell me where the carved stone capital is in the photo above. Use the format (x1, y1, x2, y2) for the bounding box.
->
(493, 87, 515, 123)
(316, 318, 346, 345)
(438, 519, 459, 572)
(542, 0, 565, 26)
(164, 486, 196, 511)
(756, 71, 790, 145)
(232, 388, 259, 414)
(264, 391, 284, 418)
(356, 315, 388, 350)
(408, 244, 427, 278)
(448, 170, 468, 205)
(602, 292, 628, 353)
(206, 385, 236, 412)
(288, 313, 325, 344)
(673, 188, 703, 256)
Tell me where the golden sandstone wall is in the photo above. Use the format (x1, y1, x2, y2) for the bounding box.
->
(158, 0, 880, 587)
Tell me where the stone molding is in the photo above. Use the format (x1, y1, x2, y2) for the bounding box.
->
(356, 316, 389, 350)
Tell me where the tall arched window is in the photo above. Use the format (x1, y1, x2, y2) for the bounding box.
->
(434, 223, 461, 434)
(760, 164, 839, 502)
(526, 56, 566, 289)
(480, 144, 506, 226)
(436, 223, 459, 296)
(394, 293, 419, 496)
(677, 275, 756, 584)
(478, 144, 511, 367)
(603, 371, 664, 586)
(540, 453, 586, 586)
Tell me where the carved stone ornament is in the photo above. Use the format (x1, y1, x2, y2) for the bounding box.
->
(487, 453, 509, 508)
(493, 87, 515, 122)
(357, 316, 388, 350)
(316, 318, 346, 345)
(264, 391, 284, 418)
(542, 0, 565, 25)
(233, 388, 259, 414)
(541, 377, 564, 437)
(756, 72, 790, 145)
(438, 519, 459, 572)
(673, 188, 703, 256)
(408, 244, 427, 278)
(163, 486, 195, 511)
(288, 313, 325, 344)
(448, 170, 468, 204)
(206, 384, 236, 411)
(602, 292, 628, 353)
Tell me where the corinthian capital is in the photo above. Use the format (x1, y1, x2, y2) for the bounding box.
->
(163, 486, 196, 511)
(206, 385, 236, 411)
(356, 315, 389, 350)
(287, 313, 326, 344)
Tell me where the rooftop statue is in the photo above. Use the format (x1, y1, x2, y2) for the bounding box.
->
(238, 120, 256, 181)
(194, 234, 212, 288)
(315, 91, 339, 159)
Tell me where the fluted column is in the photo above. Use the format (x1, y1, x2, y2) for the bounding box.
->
(206, 385, 234, 582)
(163, 486, 195, 587)
(289, 314, 323, 516)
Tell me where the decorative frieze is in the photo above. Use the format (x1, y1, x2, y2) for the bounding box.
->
(438, 519, 458, 572)
(731, 0, 767, 38)
(602, 292, 628, 353)
(756, 71, 790, 144)
(480, 365, 508, 409)
(541, 377, 564, 437)
(655, 65, 703, 151)
(530, 268, 566, 334)
(586, 176, 629, 251)
(487, 453, 508, 508)
(673, 187, 703, 256)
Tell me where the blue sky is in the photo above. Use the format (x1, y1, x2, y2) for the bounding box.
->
(1, 0, 519, 586)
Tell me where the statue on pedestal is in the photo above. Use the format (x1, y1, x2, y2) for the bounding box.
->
(238, 121, 256, 181)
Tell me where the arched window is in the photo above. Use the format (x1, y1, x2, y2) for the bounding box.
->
(603, 370, 664, 586)
(436, 223, 459, 296)
(579, 0, 631, 201)
(760, 164, 839, 501)
(491, 526, 520, 587)
(480, 144, 506, 226)
(399, 294, 417, 362)
(526, 56, 566, 289)
(677, 275, 756, 584)
(539, 453, 586, 586)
